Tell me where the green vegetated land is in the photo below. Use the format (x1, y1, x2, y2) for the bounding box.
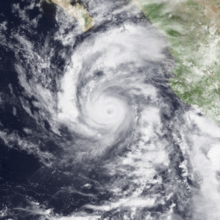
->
(129, 0, 220, 123)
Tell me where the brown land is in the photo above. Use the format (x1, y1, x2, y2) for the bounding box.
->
(46, 0, 94, 32)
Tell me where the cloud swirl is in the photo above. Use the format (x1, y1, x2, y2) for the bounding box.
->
(1, 0, 220, 219)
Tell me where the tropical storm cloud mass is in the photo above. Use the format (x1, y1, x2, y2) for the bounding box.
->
(0, 0, 220, 219)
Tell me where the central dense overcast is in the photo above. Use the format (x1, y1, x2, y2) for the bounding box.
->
(0, 0, 220, 219)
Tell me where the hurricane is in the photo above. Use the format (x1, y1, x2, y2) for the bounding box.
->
(1, 0, 220, 220)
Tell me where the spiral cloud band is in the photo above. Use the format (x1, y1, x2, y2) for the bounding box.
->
(56, 23, 168, 159)
(1, 0, 220, 219)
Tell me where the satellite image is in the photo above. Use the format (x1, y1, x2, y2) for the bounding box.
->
(0, 0, 220, 219)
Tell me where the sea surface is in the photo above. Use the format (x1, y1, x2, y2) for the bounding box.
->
(0, 0, 220, 219)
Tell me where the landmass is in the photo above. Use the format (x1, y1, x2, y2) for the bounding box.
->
(45, 0, 220, 123)
(46, 0, 94, 32)
(129, 0, 220, 123)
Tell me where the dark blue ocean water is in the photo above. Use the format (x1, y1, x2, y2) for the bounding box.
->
(0, 0, 195, 219)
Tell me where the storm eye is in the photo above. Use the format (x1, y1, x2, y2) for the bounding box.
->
(94, 70, 104, 77)
(106, 107, 114, 115)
